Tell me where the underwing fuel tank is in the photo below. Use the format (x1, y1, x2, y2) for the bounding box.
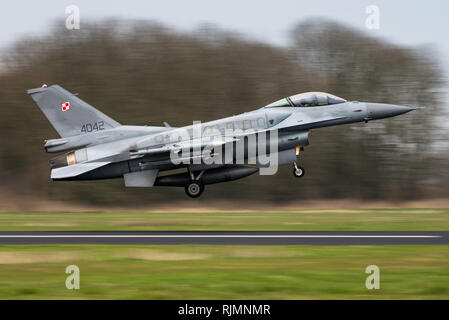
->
(155, 165, 259, 187)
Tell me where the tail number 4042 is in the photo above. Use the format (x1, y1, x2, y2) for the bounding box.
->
(81, 121, 105, 133)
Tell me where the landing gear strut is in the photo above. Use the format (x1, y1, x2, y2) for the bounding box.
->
(293, 162, 305, 178)
(185, 169, 205, 198)
(293, 146, 305, 178)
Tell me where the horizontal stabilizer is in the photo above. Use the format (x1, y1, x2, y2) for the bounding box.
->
(51, 161, 111, 180)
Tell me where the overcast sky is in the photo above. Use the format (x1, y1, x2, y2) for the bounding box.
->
(2, 0, 449, 74)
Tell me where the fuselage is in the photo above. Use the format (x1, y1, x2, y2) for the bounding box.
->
(47, 99, 410, 154)
(48, 99, 414, 182)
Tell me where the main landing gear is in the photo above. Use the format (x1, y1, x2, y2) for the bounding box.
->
(185, 169, 205, 198)
(185, 180, 204, 198)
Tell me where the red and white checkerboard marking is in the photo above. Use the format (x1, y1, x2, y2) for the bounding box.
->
(61, 102, 71, 111)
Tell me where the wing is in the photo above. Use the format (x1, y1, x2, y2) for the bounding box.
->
(130, 136, 239, 158)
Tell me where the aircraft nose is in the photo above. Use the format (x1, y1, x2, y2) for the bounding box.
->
(365, 103, 416, 120)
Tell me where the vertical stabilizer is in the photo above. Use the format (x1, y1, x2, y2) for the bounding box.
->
(27, 84, 120, 137)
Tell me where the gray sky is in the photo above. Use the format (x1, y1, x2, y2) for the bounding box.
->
(2, 0, 449, 73)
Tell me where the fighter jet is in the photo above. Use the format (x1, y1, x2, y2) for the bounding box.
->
(27, 84, 417, 197)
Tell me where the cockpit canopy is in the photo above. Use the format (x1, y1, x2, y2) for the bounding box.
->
(264, 92, 347, 108)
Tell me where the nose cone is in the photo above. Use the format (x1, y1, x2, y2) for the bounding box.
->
(366, 103, 416, 120)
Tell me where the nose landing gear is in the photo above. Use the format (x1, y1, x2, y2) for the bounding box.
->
(293, 163, 305, 178)
(292, 146, 305, 178)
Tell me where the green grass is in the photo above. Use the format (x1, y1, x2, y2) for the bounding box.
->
(0, 245, 448, 299)
(0, 208, 448, 231)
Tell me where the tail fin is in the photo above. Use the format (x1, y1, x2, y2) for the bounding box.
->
(27, 84, 120, 137)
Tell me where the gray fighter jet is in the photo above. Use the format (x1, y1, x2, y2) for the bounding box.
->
(28, 84, 417, 197)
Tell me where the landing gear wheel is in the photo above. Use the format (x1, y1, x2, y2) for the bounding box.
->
(293, 165, 305, 178)
(185, 181, 205, 198)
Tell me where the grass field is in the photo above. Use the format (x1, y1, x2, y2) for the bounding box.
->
(0, 209, 448, 299)
(0, 245, 448, 299)
(0, 208, 448, 231)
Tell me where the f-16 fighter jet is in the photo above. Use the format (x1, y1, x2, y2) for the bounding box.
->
(28, 84, 417, 197)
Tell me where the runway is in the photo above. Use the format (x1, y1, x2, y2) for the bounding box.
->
(0, 231, 448, 245)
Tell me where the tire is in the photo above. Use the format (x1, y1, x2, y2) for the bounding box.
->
(185, 181, 205, 198)
(293, 166, 305, 178)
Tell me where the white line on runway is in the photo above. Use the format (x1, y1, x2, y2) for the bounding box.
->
(0, 235, 441, 238)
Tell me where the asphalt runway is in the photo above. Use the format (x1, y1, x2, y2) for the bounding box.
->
(0, 231, 448, 245)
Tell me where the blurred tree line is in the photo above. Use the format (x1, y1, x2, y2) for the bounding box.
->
(0, 18, 447, 205)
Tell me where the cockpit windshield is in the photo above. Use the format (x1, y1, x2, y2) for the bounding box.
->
(264, 92, 346, 108)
